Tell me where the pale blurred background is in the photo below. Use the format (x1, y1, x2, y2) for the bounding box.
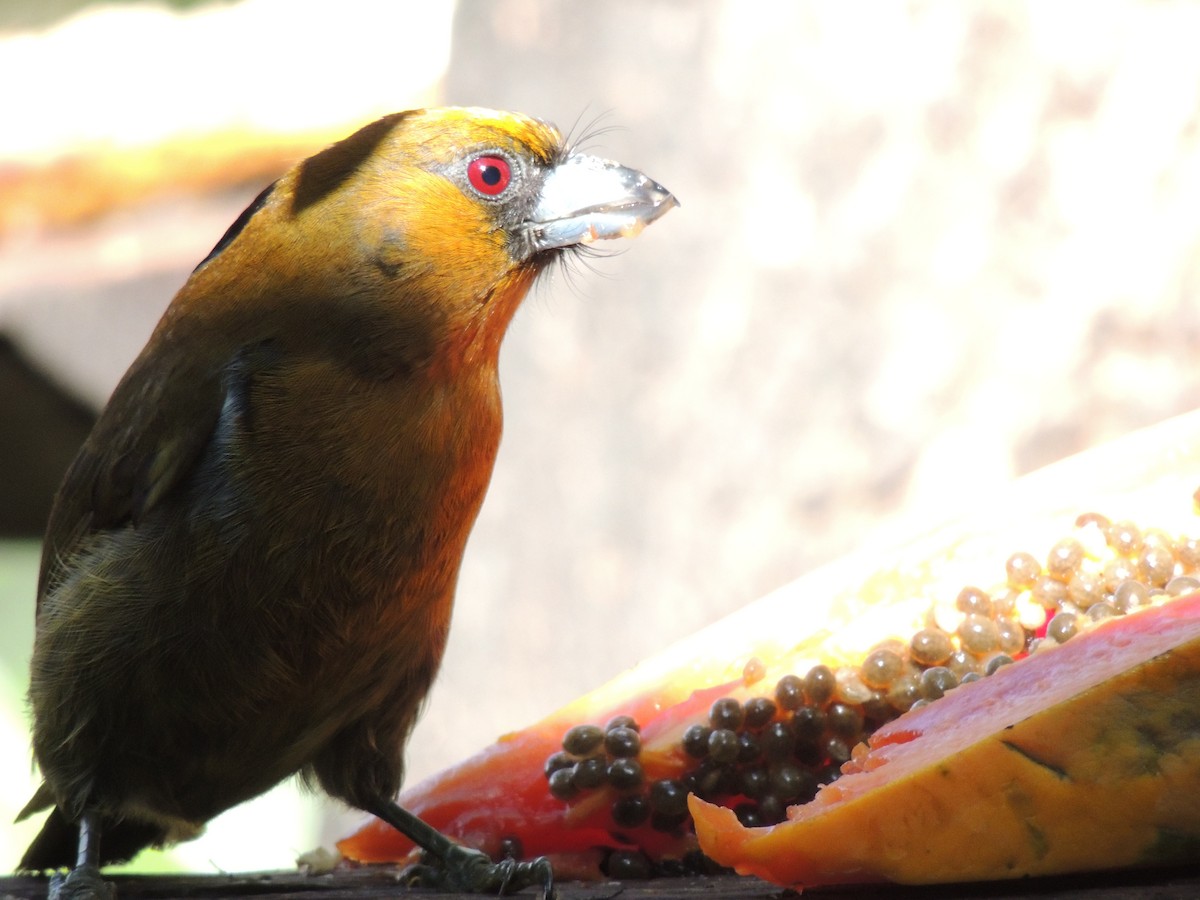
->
(3, 0, 1200, 875)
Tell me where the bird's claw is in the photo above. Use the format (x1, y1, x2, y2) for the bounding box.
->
(402, 846, 555, 899)
(48, 866, 116, 900)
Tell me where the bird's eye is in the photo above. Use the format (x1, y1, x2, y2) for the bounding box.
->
(466, 155, 512, 197)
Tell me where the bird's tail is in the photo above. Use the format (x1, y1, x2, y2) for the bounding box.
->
(18, 804, 165, 873)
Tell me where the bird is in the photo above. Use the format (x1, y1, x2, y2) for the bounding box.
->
(16, 106, 676, 899)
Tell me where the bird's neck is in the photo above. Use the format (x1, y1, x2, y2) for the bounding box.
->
(429, 266, 540, 381)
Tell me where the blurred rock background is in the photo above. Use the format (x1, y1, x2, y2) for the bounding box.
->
(3, 0, 1200, 874)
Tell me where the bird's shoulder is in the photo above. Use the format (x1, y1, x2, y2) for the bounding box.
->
(36, 333, 233, 607)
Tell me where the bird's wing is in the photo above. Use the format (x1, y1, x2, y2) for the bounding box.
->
(36, 343, 227, 610)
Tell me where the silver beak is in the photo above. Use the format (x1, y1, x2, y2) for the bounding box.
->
(526, 154, 678, 253)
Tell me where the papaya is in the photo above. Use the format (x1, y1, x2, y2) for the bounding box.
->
(690, 590, 1200, 886)
(337, 409, 1200, 885)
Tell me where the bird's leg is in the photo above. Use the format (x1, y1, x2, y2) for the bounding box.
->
(48, 813, 115, 900)
(365, 798, 555, 899)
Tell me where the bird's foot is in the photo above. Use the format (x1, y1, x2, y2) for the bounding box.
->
(402, 845, 555, 899)
(48, 866, 115, 900)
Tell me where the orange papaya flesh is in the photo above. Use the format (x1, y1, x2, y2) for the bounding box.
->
(338, 409, 1200, 881)
(691, 589, 1200, 887)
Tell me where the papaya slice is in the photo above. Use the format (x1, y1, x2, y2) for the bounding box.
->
(690, 590, 1200, 886)
(337, 409, 1200, 884)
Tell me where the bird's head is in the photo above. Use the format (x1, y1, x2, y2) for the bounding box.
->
(187, 107, 676, 372)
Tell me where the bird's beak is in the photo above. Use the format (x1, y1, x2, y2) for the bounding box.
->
(527, 154, 678, 253)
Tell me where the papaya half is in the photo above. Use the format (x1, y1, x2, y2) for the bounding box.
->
(337, 408, 1200, 886)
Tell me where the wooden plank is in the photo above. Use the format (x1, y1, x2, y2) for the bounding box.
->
(5, 867, 1200, 900)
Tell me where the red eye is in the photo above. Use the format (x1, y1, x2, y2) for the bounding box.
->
(467, 155, 511, 196)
